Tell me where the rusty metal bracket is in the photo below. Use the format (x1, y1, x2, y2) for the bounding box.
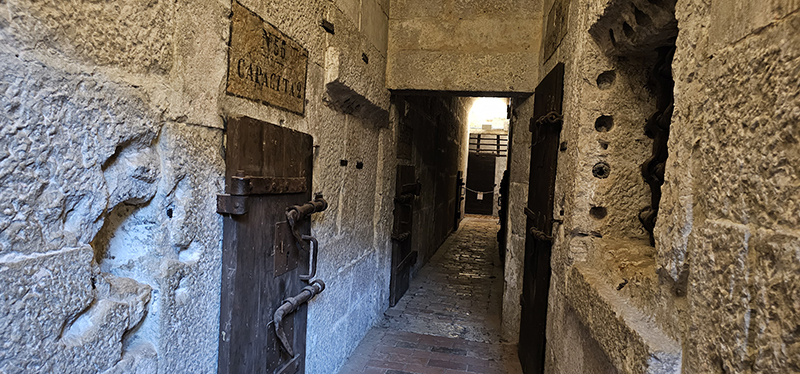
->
(274, 355, 300, 374)
(530, 111, 563, 132)
(286, 194, 328, 254)
(230, 175, 307, 195)
(394, 193, 416, 205)
(391, 232, 411, 242)
(529, 227, 553, 241)
(399, 180, 422, 196)
(286, 194, 328, 227)
(217, 194, 248, 215)
(274, 280, 325, 356)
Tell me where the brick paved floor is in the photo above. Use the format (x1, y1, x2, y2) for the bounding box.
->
(336, 216, 523, 374)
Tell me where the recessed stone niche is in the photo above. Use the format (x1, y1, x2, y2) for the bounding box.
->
(564, 0, 682, 373)
(588, 0, 678, 56)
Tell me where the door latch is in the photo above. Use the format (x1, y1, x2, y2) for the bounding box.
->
(299, 235, 318, 281)
(286, 194, 328, 255)
(273, 280, 325, 356)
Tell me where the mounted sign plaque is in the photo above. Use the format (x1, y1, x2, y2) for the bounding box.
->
(227, 1, 308, 115)
(542, 0, 570, 63)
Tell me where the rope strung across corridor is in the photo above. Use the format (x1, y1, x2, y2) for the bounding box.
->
(465, 187, 495, 195)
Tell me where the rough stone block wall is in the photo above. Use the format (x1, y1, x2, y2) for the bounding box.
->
(0, 0, 396, 373)
(533, 0, 800, 372)
(386, 0, 543, 93)
(668, 1, 800, 371)
(0, 0, 228, 372)
(501, 94, 533, 343)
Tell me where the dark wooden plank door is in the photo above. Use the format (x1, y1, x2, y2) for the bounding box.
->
(390, 165, 418, 306)
(519, 63, 564, 374)
(218, 117, 314, 374)
(465, 153, 496, 216)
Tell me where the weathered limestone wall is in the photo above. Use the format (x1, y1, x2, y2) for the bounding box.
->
(0, 0, 228, 372)
(0, 0, 395, 373)
(535, 0, 800, 373)
(386, 0, 543, 93)
(501, 95, 533, 343)
(393, 95, 473, 272)
(667, 1, 800, 371)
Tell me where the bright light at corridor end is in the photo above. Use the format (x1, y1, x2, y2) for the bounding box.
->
(469, 97, 509, 132)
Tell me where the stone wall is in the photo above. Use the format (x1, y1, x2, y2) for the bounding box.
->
(386, 0, 543, 93)
(0, 0, 396, 373)
(500, 95, 532, 343)
(669, 1, 800, 371)
(535, 0, 800, 373)
(0, 0, 228, 372)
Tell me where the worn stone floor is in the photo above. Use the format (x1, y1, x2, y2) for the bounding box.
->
(336, 216, 523, 374)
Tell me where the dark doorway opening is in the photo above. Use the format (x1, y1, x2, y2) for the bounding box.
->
(464, 152, 496, 215)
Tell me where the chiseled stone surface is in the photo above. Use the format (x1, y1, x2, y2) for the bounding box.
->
(567, 265, 681, 374)
(1, 1, 223, 373)
(501, 94, 533, 343)
(0, 44, 225, 372)
(541, 0, 800, 373)
(679, 6, 800, 372)
(324, 5, 391, 125)
(2, 0, 400, 371)
(6, 0, 175, 74)
(386, 0, 543, 92)
(0, 55, 161, 255)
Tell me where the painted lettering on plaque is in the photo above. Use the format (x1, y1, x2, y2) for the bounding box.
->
(542, 0, 570, 63)
(227, 1, 308, 114)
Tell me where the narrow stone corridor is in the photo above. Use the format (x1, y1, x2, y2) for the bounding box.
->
(336, 216, 523, 374)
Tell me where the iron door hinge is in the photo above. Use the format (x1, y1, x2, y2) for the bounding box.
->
(217, 194, 248, 215)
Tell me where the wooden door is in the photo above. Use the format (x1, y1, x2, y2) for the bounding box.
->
(390, 165, 419, 306)
(518, 63, 564, 374)
(464, 153, 496, 215)
(217, 117, 316, 374)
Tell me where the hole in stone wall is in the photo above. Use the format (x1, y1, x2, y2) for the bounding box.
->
(595, 115, 614, 132)
(588, 0, 678, 249)
(639, 46, 676, 245)
(622, 22, 634, 38)
(590, 206, 608, 219)
(592, 162, 611, 179)
(634, 7, 652, 27)
(596, 70, 616, 89)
